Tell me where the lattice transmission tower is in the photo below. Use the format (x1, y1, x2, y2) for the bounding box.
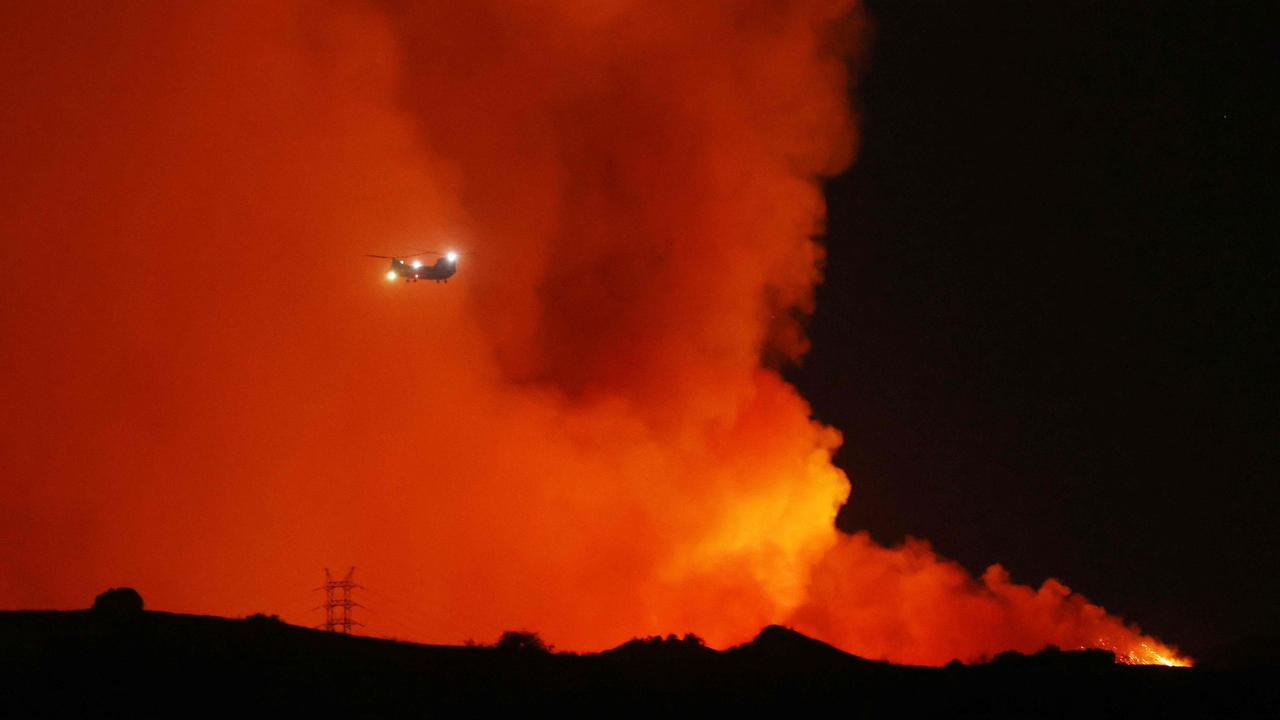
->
(315, 566, 362, 634)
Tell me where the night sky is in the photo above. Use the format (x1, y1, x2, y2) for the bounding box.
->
(795, 1, 1278, 657)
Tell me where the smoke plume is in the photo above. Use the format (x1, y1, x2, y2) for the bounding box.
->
(0, 1, 1185, 664)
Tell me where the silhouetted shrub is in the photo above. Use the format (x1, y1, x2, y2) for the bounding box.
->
(246, 613, 283, 624)
(92, 587, 144, 614)
(495, 630, 552, 653)
(608, 632, 714, 659)
(628, 633, 706, 647)
(987, 645, 1116, 670)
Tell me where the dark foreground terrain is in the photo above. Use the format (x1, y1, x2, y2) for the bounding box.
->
(2, 609, 1275, 717)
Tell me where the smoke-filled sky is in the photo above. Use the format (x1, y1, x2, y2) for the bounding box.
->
(0, 1, 1226, 666)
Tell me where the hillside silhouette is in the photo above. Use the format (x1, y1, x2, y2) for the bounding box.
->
(1, 602, 1275, 716)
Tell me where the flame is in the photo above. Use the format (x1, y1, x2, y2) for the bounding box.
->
(1104, 640, 1192, 668)
(0, 0, 1189, 668)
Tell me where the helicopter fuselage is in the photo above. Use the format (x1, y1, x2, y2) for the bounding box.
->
(386, 256, 456, 283)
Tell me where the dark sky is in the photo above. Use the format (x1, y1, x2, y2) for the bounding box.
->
(794, 1, 1278, 658)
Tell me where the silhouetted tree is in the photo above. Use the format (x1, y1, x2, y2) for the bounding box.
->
(495, 630, 552, 653)
(92, 587, 143, 614)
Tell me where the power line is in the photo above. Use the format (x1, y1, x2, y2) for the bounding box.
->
(359, 585, 440, 641)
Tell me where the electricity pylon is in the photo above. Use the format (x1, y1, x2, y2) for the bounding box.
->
(315, 566, 362, 634)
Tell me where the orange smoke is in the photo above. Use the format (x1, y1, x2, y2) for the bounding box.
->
(0, 1, 1184, 666)
(788, 532, 1190, 665)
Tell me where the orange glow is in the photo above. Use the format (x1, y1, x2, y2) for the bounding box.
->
(787, 532, 1191, 666)
(1106, 640, 1192, 668)
(0, 1, 1185, 666)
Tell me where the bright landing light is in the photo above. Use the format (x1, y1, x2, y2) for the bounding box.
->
(411, 260, 423, 269)
(446, 251, 458, 262)
(386, 271, 397, 281)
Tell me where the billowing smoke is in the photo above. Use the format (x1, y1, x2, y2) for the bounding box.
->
(789, 533, 1186, 665)
(0, 1, 1185, 664)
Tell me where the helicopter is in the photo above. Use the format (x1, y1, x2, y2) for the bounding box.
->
(366, 251, 459, 283)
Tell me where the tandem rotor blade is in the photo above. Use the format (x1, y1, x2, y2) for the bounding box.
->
(364, 249, 443, 259)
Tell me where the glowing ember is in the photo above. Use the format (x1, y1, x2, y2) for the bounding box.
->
(1099, 640, 1193, 668)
